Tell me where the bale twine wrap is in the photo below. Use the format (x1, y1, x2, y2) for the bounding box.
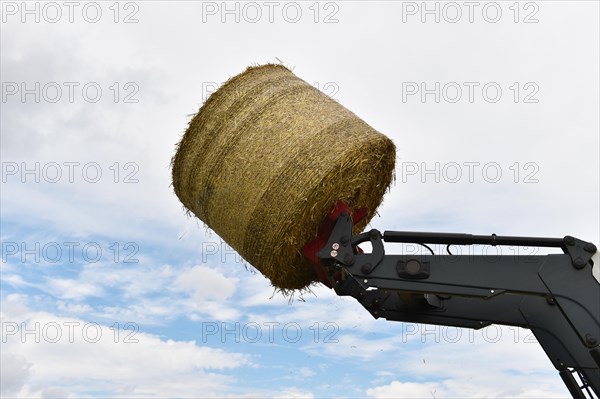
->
(172, 64, 395, 290)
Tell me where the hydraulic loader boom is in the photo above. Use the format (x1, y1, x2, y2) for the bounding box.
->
(307, 207, 600, 398)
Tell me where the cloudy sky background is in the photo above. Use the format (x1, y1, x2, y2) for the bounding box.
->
(1, 1, 599, 397)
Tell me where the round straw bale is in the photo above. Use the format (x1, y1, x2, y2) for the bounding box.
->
(172, 64, 395, 290)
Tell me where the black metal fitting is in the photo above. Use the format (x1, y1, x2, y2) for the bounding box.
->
(340, 235, 350, 247)
(396, 259, 430, 279)
(573, 258, 587, 269)
(586, 334, 598, 347)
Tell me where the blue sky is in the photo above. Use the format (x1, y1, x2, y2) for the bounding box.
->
(1, 1, 599, 397)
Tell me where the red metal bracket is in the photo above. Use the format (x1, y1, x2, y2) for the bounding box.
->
(301, 201, 367, 288)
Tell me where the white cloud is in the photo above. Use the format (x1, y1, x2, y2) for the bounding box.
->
(5, 261, 244, 325)
(362, 325, 569, 398)
(367, 378, 567, 399)
(0, 353, 31, 396)
(0, 295, 251, 398)
(56, 301, 93, 314)
(174, 265, 238, 301)
(367, 381, 441, 398)
(273, 387, 315, 399)
(46, 278, 103, 299)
